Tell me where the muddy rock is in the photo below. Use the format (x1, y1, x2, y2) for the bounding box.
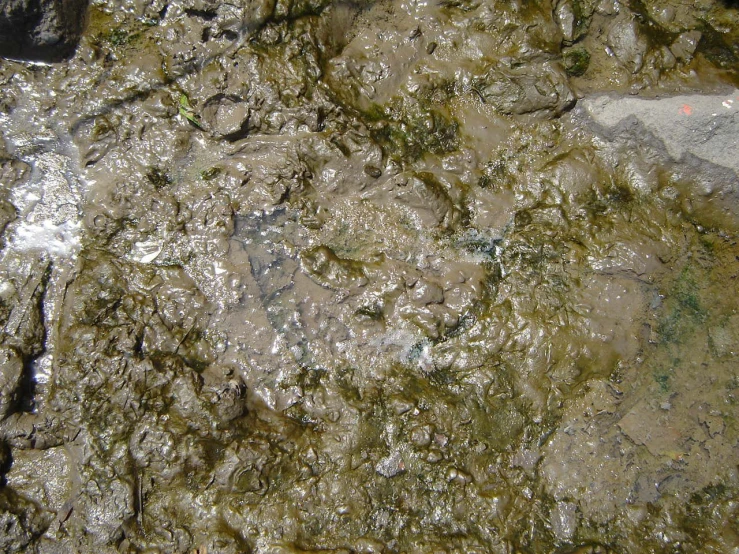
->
(0, 487, 53, 551)
(554, 0, 594, 45)
(201, 95, 252, 140)
(607, 17, 648, 73)
(363, 171, 460, 230)
(5, 446, 72, 511)
(0, 153, 23, 244)
(0, 347, 23, 419)
(670, 30, 702, 62)
(0, 0, 88, 61)
(0, 195, 16, 243)
(480, 61, 576, 115)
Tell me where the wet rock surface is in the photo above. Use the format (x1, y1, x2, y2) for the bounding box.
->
(1, 0, 739, 552)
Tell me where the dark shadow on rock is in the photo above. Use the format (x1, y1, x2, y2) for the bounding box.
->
(0, 440, 10, 487)
(721, 0, 739, 7)
(0, 0, 89, 62)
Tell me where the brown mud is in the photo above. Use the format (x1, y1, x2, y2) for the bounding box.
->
(0, 0, 738, 552)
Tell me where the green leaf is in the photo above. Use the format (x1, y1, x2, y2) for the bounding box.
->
(179, 93, 192, 110)
(179, 108, 203, 129)
(178, 94, 203, 129)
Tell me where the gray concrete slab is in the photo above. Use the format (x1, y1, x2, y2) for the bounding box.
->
(581, 90, 739, 175)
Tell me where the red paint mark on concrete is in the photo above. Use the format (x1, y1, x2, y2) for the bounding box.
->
(679, 104, 693, 116)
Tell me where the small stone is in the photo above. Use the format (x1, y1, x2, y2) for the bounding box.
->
(654, 6, 675, 24)
(555, 0, 577, 44)
(670, 31, 702, 63)
(410, 425, 432, 447)
(607, 19, 648, 74)
(510, 448, 541, 473)
(551, 501, 578, 541)
(364, 165, 382, 179)
(426, 450, 443, 463)
(354, 538, 385, 554)
(446, 467, 470, 484)
(596, 0, 620, 16)
(410, 279, 444, 305)
(376, 452, 405, 478)
(388, 396, 414, 415)
(202, 96, 251, 140)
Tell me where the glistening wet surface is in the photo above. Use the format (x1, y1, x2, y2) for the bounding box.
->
(0, 0, 738, 552)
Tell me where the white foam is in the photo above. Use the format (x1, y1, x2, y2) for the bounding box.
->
(11, 219, 81, 257)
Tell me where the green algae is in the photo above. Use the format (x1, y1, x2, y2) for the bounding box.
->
(564, 48, 591, 76)
(364, 101, 459, 163)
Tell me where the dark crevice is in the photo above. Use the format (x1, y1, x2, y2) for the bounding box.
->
(696, 20, 739, 69)
(185, 8, 218, 20)
(14, 353, 40, 414)
(204, 93, 244, 106)
(15, 263, 51, 415)
(222, 122, 252, 142)
(0, 441, 11, 487)
(219, 29, 240, 42)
